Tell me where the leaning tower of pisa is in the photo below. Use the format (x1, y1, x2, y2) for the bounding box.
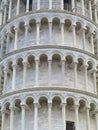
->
(0, 0, 98, 130)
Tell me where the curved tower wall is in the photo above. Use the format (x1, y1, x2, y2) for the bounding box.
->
(0, 0, 98, 130)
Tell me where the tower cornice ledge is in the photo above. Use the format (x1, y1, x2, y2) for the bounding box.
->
(0, 87, 98, 100)
(0, 45, 98, 62)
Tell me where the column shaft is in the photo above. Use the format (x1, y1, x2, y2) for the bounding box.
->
(36, 23, 40, 45)
(26, 0, 30, 12)
(81, 0, 85, 15)
(35, 60, 39, 86)
(96, 113, 98, 130)
(0, 10, 3, 26)
(8, 0, 12, 19)
(24, 25, 29, 41)
(82, 29, 86, 50)
(0, 39, 4, 57)
(12, 64, 17, 90)
(48, 60, 52, 86)
(49, 22, 52, 44)
(62, 61, 65, 86)
(74, 62, 77, 88)
(96, 40, 98, 56)
(86, 107, 90, 130)
(4, 68, 7, 92)
(10, 108, 14, 130)
(6, 33, 10, 53)
(21, 105, 26, 130)
(94, 5, 98, 23)
(3, 5, 7, 24)
(34, 103, 38, 130)
(84, 65, 88, 91)
(90, 33, 94, 54)
(75, 105, 79, 130)
(93, 70, 97, 94)
(37, 0, 40, 10)
(16, 0, 20, 15)
(48, 103, 52, 130)
(72, 0, 75, 12)
(72, 24, 76, 47)
(1, 111, 5, 130)
(62, 103, 66, 130)
(49, 0, 52, 9)
(61, 0, 64, 10)
(89, 1, 92, 19)
(14, 27, 18, 50)
(61, 23, 64, 45)
(23, 62, 27, 88)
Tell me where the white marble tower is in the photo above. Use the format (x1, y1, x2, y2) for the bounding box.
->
(0, 0, 98, 130)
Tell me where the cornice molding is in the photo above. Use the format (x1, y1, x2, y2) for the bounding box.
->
(0, 45, 97, 62)
(0, 87, 98, 100)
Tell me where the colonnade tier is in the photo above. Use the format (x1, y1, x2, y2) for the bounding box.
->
(1, 51, 97, 70)
(1, 91, 98, 130)
(0, 49, 97, 94)
(1, 13, 98, 57)
(0, 0, 98, 25)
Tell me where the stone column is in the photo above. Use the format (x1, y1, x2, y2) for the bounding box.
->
(94, 4, 98, 23)
(72, 23, 76, 47)
(35, 60, 39, 87)
(21, 104, 26, 130)
(23, 61, 28, 88)
(37, 0, 40, 10)
(3, 67, 8, 92)
(8, 0, 12, 19)
(3, 5, 7, 24)
(24, 24, 29, 42)
(26, 0, 30, 12)
(96, 37, 98, 56)
(6, 32, 10, 53)
(72, 0, 75, 12)
(10, 105, 15, 130)
(84, 64, 88, 91)
(16, 0, 20, 15)
(14, 26, 18, 50)
(82, 27, 86, 50)
(0, 38, 4, 57)
(96, 112, 98, 130)
(81, 0, 85, 15)
(61, 22, 65, 45)
(75, 104, 79, 130)
(48, 60, 52, 86)
(36, 23, 40, 45)
(89, 0, 92, 20)
(34, 102, 38, 130)
(62, 103, 66, 130)
(1, 109, 6, 130)
(0, 9, 3, 26)
(90, 33, 94, 54)
(61, 0, 64, 10)
(48, 103, 52, 130)
(49, 0, 52, 9)
(86, 106, 90, 130)
(49, 22, 52, 44)
(62, 60, 65, 86)
(93, 69, 97, 94)
(12, 63, 17, 90)
(74, 62, 78, 88)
